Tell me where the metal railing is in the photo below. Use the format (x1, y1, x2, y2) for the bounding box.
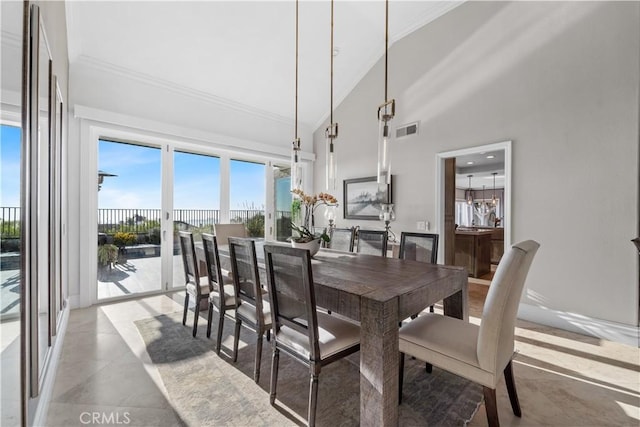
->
(0, 207, 20, 237)
(1, 207, 293, 237)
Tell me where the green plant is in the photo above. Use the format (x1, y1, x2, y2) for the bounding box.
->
(291, 223, 330, 244)
(246, 213, 265, 237)
(291, 199, 302, 223)
(98, 244, 119, 267)
(113, 231, 136, 248)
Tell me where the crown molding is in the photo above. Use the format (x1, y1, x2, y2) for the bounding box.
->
(74, 54, 295, 127)
(73, 104, 315, 162)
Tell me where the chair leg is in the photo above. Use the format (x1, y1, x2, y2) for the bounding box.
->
(429, 305, 435, 313)
(182, 293, 189, 325)
(192, 299, 200, 337)
(206, 302, 214, 338)
(216, 311, 225, 355)
(399, 352, 405, 405)
(308, 371, 319, 427)
(266, 329, 271, 342)
(425, 362, 433, 373)
(232, 319, 241, 362)
(483, 386, 500, 427)
(504, 360, 522, 417)
(254, 332, 264, 383)
(270, 348, 280, 405)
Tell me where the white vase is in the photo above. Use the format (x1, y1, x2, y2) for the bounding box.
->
(291, 238, 321, 257)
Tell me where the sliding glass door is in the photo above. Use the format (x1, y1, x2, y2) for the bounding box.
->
(230, 159, 265, 237)
(97, 140, 162, 299)
(273, 166, 292, 241)
(173, 151, 220, 287)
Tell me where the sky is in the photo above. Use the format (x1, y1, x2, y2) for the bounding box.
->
(0, 129, 268, 213)
(0, 125, 21, 207)
(99, 139, 266, 210)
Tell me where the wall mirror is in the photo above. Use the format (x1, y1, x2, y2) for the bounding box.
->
(0, 0, 26, 424)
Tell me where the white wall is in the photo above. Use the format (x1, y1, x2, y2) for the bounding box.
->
(313, 1, 639, 328)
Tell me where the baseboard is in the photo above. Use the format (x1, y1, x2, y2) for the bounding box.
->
(32, 303, 70, 426)
(68, 294, 81, 310)
(518, 303, 639, 348)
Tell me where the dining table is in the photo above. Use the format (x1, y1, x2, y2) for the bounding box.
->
(197, 240, 468, 426)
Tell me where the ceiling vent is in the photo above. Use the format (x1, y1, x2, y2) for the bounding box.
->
(396, 121, 419, 139)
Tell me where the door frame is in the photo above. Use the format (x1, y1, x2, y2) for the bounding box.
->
(435, 140, 512, 265)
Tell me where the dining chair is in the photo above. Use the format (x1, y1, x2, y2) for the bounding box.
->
(328, 227, 356, 252)
(214, 223, 248, 246)
(399, 232, 439, 313)
(398, 240, 540, 427)
(228, 237, 272, 383)
(356, 229, 388, 257)
(178, 231, 210, 337)
(201, 233, 238, 354)
(263, 244, 360, 427)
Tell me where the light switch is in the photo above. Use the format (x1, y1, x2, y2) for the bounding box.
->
(417, 221, 426, 231)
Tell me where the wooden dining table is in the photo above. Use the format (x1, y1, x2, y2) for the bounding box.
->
(197, 241, 468, 426)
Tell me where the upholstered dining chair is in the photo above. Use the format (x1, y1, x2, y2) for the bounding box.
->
(398, 240, 540, 427)
(228, 237, 272, 383)
(214, 223, 248, 246)
(263, 244, 361, 427)
(327, 227, 356, 252)
(399, 232, 439, 314)
(201, 233, 238, 354)
(179, 231, 210, 337)
(356, 229, 388, 257)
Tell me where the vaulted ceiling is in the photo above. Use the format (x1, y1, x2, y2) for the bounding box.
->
(65, 1, 463, 131)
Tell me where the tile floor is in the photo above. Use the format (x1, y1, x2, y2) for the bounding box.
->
(45, 284, 640, 426)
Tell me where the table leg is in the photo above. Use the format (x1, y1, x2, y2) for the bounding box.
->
(360, 296, 399, 426)
(443, 270, 468, 321)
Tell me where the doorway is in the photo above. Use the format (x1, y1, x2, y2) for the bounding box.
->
(436, 141, 512, 279)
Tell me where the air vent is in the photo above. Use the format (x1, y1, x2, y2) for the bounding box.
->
(396, 121, 419, 139)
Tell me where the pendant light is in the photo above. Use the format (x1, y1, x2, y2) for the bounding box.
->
(325, 0, 338, 191)
(491, 172, 497, 206)
(290, 0, 303, 191)
(376, 0, 395, 185)
(466, 175, 473, 205)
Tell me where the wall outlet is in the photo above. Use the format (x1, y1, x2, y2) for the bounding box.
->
(416, 221, 426, 231)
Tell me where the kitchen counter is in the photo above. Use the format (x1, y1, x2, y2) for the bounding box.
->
(455, 228, 495, 278)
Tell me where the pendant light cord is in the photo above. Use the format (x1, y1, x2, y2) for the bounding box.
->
(295, 0, 299, 141)
(330, 0, 334, 126)
(384, 0, 389, 103)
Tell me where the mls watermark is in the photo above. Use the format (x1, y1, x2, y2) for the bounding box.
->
(79, 412, 131, 425)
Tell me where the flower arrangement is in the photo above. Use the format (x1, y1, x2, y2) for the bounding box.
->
(290, 189, 338, 243)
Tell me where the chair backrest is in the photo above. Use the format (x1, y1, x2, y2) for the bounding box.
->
(214, 223, 248, 246)
(201, 233, 226, 298)
(263, 244, 321, 362)
(357, 229, 388, 257)
(228, 237, 264, 325)
(399, 232, 439, 264)
(477, 240, 540, 374)
(178, 231, 201, 294)
(328, 227, 356, 252)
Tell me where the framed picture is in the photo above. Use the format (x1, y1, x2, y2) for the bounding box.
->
(343, 176, 392, 220)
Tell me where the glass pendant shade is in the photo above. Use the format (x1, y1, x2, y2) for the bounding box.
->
(377, 103, 394, 185)
(466, 175, 473, 205)
(325, 123, 338, 191)
(491, 172, 497, 206)
(290, 139, 302, 191)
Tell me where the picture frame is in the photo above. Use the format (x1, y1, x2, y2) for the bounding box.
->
(343, 176, 392, 220)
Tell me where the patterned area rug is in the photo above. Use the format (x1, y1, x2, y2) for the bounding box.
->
(135, 311, 482, 426)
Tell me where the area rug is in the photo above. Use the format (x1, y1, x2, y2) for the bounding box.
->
(135, 311, 482, 426)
